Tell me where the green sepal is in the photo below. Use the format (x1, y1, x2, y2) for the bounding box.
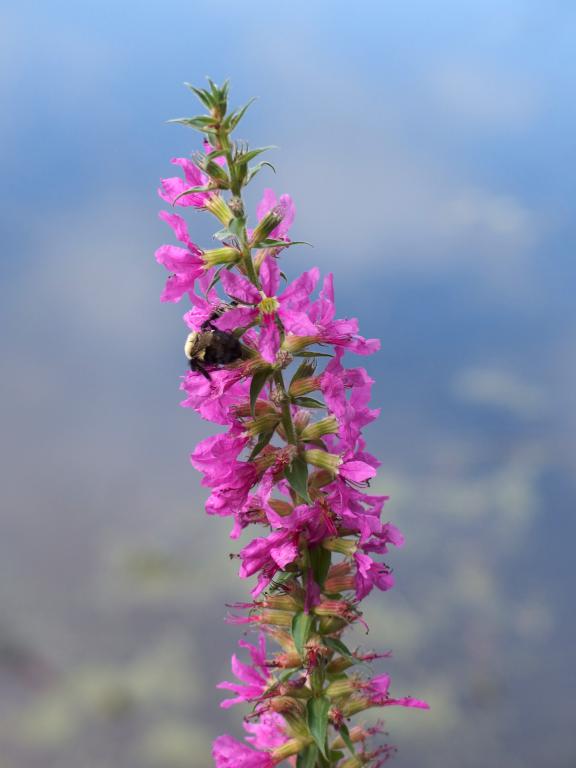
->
(290, 358, 317, 384)
(338, 723, 356, 756)
(248, 429, 274, 461)
(296, 744, 318, 768)
(291, 611, 313, 656)
(293, 396, 325, 409)
(309, 546, 331, 588)
(250, 370, 270, 417)
(294, 351, 334, 358)
(306, 696, 331, 758)
(200, 159, 229, 186)
(327, 750, 345, 762)
(285, 454, 311, 503)
(245, 160, 276, 184)
(206, 265, 227, 293)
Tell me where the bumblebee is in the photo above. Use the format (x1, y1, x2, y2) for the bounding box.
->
(184, 320, 245, 379)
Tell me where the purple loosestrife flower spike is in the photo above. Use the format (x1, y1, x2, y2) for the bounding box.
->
(156, 79, 428, 768)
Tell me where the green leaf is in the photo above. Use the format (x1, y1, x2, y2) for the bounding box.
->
(309, 546, 331, 588)
(291, 611, 313, 656)
(248, 429, 274, 461)
(339, 723, 356, 756)
(293, 396, 325, 409)
(296, 744, 318, 768)
(167, 115, 215, 128)
(324, 637, 354, 662)
(171, 186, 214, 205)
(307, 696, 331, 758)
(250, 370, 270, 417)
(227, 97, 257, 129)
(236, 146, 276, 165)
(184, 83, 213, 110)
(284, 454, 311, 503)
(258, 239, 312, 249)
(228, 216, 246, 239)
(327, 750, 345, 762)
(213, 228, 233, 242)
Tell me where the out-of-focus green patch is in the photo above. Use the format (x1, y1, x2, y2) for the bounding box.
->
(137, 722, 212, 767)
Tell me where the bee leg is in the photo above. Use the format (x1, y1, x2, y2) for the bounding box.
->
(190, 360, 212, 380)
(202, 300, 239, 331)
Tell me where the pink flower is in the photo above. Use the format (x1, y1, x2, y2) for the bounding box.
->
(205, 462, 259, 517)
(308, 274, 380, 355)
(155, 211, 205, 302)
(212, 735, 275, 768)
(182, 271, 222, 331)
(354, 552, 395, 600)
(180, 368, 249, 425)
(159, 157, 215, 209)
(216, 255, 319, 363)
(239, 530, 300, 596)
(244, 711, 287, 751)
(357, 675, 430, 710)
(327, 484, 389, 544)
(190, 430, 249, 483)
(321, 350, 380, 451)
(217, 634, 271, 708)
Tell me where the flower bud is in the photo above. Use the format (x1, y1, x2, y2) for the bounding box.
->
(288, 376, 321, 397)
(202, 246, 241, 267)
(228, 197, 244, 217)
(313, 599, 353, 619)
(318, 616, 347, 634)
(326, 677, 355, 698)
(244, 412, 281, 437)
(250, 208, 284, 246)
(282, 334, 319, 353)
(293, 410, 311, 433)
(304, 449, 340, 473)
(322, 537, 358, 556)
(263, 594, 301, 612)
(204, 194, 233, 225)
(271, 737, 311, 762)
(300, 416, 339, 442)
(258, 609, 294, 627)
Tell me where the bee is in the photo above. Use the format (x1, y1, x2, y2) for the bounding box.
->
(184, 308, 245, 379)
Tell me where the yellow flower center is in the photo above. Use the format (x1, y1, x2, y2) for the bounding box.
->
(258, 294, 280, 315)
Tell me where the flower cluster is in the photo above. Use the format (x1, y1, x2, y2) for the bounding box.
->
(156, 80, 428, 767)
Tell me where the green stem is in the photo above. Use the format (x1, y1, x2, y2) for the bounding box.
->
(274, 370, 297, 445)
(216, 123, 261, 288)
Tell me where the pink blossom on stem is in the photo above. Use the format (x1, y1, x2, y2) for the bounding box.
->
(212, 735, 275, 768)
(217, 634, 271, 708)
(155, 211, 205, 302)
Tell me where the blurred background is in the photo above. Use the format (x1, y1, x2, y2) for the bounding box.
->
(1, 1, 575, 766)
